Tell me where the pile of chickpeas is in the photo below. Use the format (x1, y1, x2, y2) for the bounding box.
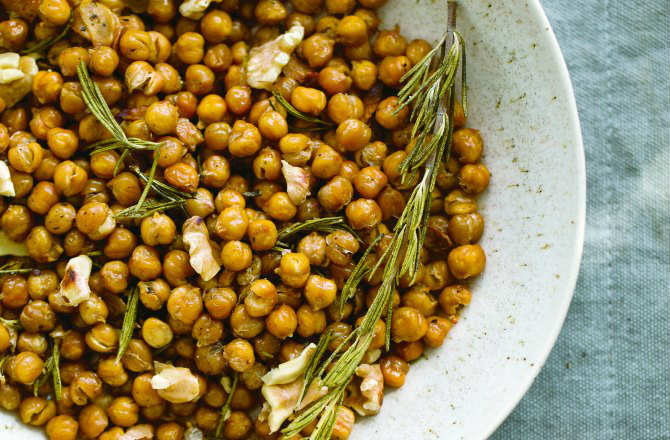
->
(0, 0, 490, 439)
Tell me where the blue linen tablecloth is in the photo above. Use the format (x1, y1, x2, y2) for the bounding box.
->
(493, 1, 670, 438)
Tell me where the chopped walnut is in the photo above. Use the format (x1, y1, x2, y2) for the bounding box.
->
(178, 0, 221, 20)
(183, 216, 221, 281)
(73, 1, 121, 47)
(346, 363, 384, 416)
(0, 161, 14, 197)
(246, 25, 305, 90)
(184, 427, 204, 440)
(0, 53, 37, 108)
(281, 160, 311, 206)
(151, 362, 201, 403)
(57, 255, 93, 307)
(120, 424, 154, 440)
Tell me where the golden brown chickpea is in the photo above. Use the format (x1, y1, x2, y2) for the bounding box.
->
(85, 323, 119, 353)
(452, 128, 483, 164)
(244, 279, 277, 318)
(20, 300, 55, 332)
(252, 147, 281, 181)
(247, 219, 278, 251)
(291, 0, 322, 14)
(97, 356, 128, 386)
(27, 270, 58, 301)
(136, 279, 169, 311)
(69, 370, 102, 405)
(46, 415, 78, 440)
(145, 101, 179, 135)
(184, 64, 215, 95)
(391, 306, 428, 343)
(129, 245, 163, 280)
(0, 19, 28, 51)
(286, 11, 315, 36)
(2, 107, 28, 133)
(8, 141, 43, 173)
(444, 189, 478, 216)
(337, 15, 368, 46)
(201, 154, 231, 188)
(379, 55, 411, 87)
(59, 82, 86, 115)
(195, 95, 225, 126)
(63, 230, 90, 257)
(353, 166, 388, 199)
(1, 204, 32, 241)
(263, 192, 296, 221)
(448, 212, 484, 245)
(139, 212, 176, 246)
(78, 404, 109, 438)
(228, 120, 261, 157)
(345, 198, 382, 229)
(266, 304, 298, 339)
(167, 284, 203, 325)
(26, 226, 63, 263)
(318, 176, 353, 212)
(223, 338, 255, 372)
(107, 397, 139, 427)
(104, 227, 137, 259)
(380, 355, 409, 388)
(141, 317, 173, 349)
(16, 333, 48, 356)
(199, 10, 232, 43)
(373, 28, 407, 57)
(406, 38, 432, 65)
(294, 304, 325, 337)
(324, 0, 353, 14)
(60, 331, 85, 361)
(88, 46, 119, 77)
(32, 71, 63, 104)
(223, 411, 252, 440)
(75, 201, 115, 240)
(163, 249, 195, 287)
(79, 294, 108, 325)
(335, 119, 371, 152)
(216, 188, 246, 211)
(255, 0, 287, 24)
(156, 422, 184, 440)
(107, 172, 140, 206)
(258, 111, 288, 141)
(147, 0, 176, 22)
(163, 162, 198, 193)
(276, 252, 310, 287)
(46, 127, 78, 159)
(174, 31, 205, 64)
(424, 315, 452, 348)
(300, 33, 335, 68)
(204, 287, 236, 320)
(290, 86, 327, 116)
(304, 274, 337, 310)
(318, 66, 351, 95)
(99, 427, 124, 440)
(214, 205, 248, 240)
(458, 163, 490, 194)
(295, 233, 326, 268)
(201, 46, 232, 77)
(220, 240, 253, 272)
(448, 244, 486, 279)
(99, 260, 129, 294)
(30, 107, 64, 140)
(402, 285, 438, 316)
(120, 29, 153, 61)
(327, 93, 364, 124)
(122, 339, 153, 373)
(375, 96, 409, 130)
(90, 150, 119, 179)
(27, 181, 59, 215)
(223, 85, 251, 115)
(19, 396, 56, 426)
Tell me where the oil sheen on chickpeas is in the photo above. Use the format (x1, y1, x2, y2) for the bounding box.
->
(0, 1, 489, 439)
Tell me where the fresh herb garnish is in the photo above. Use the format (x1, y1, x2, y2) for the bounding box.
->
(214, 373, 239, 438)
(116, 287, 139, 362)
(20, 12, 74, 55)
(274, 216, 360, 249)
(271, 92, 335, 129)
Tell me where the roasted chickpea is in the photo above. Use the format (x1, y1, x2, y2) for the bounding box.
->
(328, 93, 364, 124)
(448, 244, 486, 279)
(78, 404, 109, 438)
(20, 299, 55, 332)
(448, 212, 484, 245)
(0, 19, 29, 51)
(104, 227, 137, 259)
(141, 317, 174, 348)
(246, 219, 278, 251)
(223, 338, 255, 372)
(129, 245, 163, 281)
(276, 252, 310, 287)
(121, 339, 153, 373)
(391, 306, 428, 343)
(27, 181, 59, 215)
(424, 315, 452, 348)
(26, 226, 63, 263)
(265, 192, 297, 221)
(255, 0, 287, 24)
(378, 55, 411, 87)
(2, 204, 33, 241)
(458, 163, 490, 194)
(220, 240, 253, 272)
(266, 304, 298, 339)
(8, 351, 44, 384)
(318, 176, 353, 212)
(303, 274, 337, 310)
(145, 101, 179, 135)
(199, 9, 232, 43)
(291, 86, 327, 116)
(164, 162, 199, 193)
(46, 415, 79, 440)
(19, 396, 56, 426)
(345, 198, 382, 229)
(228, 120, 261, 157)
(8, 141, 43, 173)
(336, 15, 368, 46)
(107, 397, 139, 427)
(300, 33, 335, 68)
(375, 96, 409, 130)
(184, 64, 215, 95)
(32, 71, 63, 104)
(380, 355, 409, 388)
(225, 85, 252, 115)
(85, 323, 119, 353)
(244, 279, 277, 318)
(167, 284, 203, 325)
(97, 356, 128, 387)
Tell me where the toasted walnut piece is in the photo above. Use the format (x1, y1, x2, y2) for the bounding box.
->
(120, 424, 154, 440)
(179, 0, 222, 20)
(73, 1, 121, 47)
(246, 25, 304, 90)
(0, 54, 37, 107)
(57, 255, 93, 306)
(347, 363, 384, 416)
(151, 362, 201, 403)
(281, 160, 310, 206)
(262, 343, 316, 386)
(182, 216, 221, 281)
(184, 426, 204, 440)
(0, 161, 14, 196)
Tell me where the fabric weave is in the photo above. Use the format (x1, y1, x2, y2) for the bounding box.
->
(493, 1, 670, 438)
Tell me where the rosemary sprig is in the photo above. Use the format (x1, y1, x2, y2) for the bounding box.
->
(20, 12, 74, 55)
(271, 92, 334, 128)
(214, 373, 238, 438)
(116, 288, 139, 362)
(33, 341, 62, 400)
(274, 217, 360, 249)
(280, 3, 466, 438)
(131, 165, 193, 202)
(114, 199, 186, 219)
(337, 234, 382, 318)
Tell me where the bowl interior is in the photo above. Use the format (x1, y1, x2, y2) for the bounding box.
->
(0, 0, 584, 438)
(352, 1, 585, 438)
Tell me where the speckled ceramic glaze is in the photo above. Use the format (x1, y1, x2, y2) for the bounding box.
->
(0, 0, 585, 438)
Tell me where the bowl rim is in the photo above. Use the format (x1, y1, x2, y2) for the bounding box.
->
(482, 0, 587, 436)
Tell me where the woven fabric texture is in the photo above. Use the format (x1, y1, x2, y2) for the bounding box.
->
(493, 1, 670, 438)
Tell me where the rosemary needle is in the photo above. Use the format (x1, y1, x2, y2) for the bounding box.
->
(274, 216, 360, 249)
(271, 92, 334, 128)
(116, 288, 139, 362)
(215, 373, 238, 438)
(20, 12, 73, 55)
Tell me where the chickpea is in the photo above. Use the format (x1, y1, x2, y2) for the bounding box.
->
(276, 252, 310, 287)
(138, 212, 176, 246)
(444, 189, 478, 216)
(224, 338, 255, 372)
(104, 227, 137, 259)
(184, 64, 215, 95)
(46, 415, 79, 440)
(8, 141, 43, 173)
(345, 198, 382, 229)
(225, 85, 252, 115)
(258, 111, 288, 141)
(167, 285, 203, 325)
(424, 315, 453, 348)
(334, 119, 371, 152)
(19, 396, 56, 426)
(291, 0, 322, 14)
(201, 288, 235, 322)
(220, 240, 253, 272)
(350, 60, 377, 90)
(46, 127, 77, 160)
(223, 411, 252, 440)
(336, 15, 368, 46)
(378, 55, 411, 87)
(145, 101, 179, 135)
(107, 397, 139, 427)
(300, 33, 335, 68)
(199, 9, 232, 43)
(373, 29, 407, 57)
(266, 304, 298, 339)
(26, 226, 63, 263)
(294, 304, 325, 338)
(318, 176, 353, 212)
(157, 422, 184, 440)
(8, 352, 43, 384)
(375, 96, 409, 130)
(32, 71, 63, 104)
(141, 317, 174, 348)
(244, 219, 277, 252)
(85, 323, 118, 353)
(291, 86, 327, 116)
(78, 404, 109, 438)
(391, 306, 428, 343)
(119, 29, 153, 60)
(129, 245, 163, 281)
(255, 0, 287, 24)
(197, 95, 227, 126)
(53, 161, 87, 197)
(26, 181, 58, 216)
(242, 279, 276, 317)
(97, 357, 128, 387)
(0, 19, 29, 51)
(228, 120, 261, 157)
(20, 299, 55, 332)
(458, 163, 490, 194)
(121, 339, 153, 373)
(447, 212, 484, 245)
(319, 66, 352, 95)
(448, 244, 486, 279)
(304, 274, 337, 310)
(380, 355, 409, 388)
(201, 154, 231, 188)
(164, 162, 199, 193)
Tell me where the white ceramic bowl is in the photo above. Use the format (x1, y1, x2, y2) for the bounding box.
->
(0, 0, 584, 438)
